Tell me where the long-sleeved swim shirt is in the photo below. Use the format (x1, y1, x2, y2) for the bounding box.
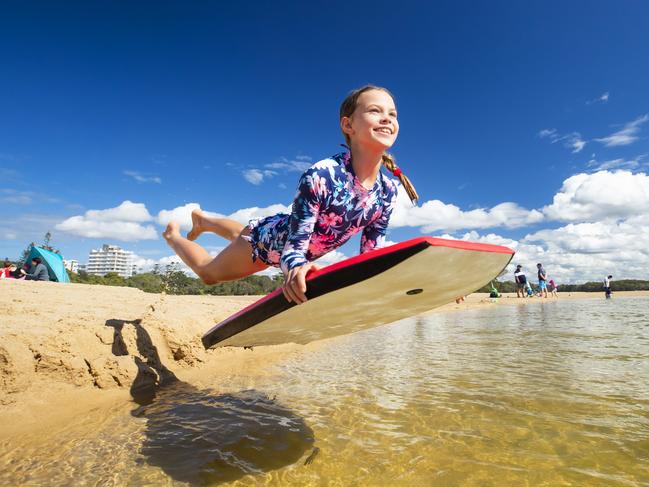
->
(246, 152, 399, 273)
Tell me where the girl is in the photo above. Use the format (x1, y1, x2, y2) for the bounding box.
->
(548, 278, 559, 298)
(163, 85, 418, 304)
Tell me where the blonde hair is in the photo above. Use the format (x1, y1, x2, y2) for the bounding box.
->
(339, 85, 419, 204)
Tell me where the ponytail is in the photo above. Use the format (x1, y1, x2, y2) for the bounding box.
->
(381, 152, 418, 204)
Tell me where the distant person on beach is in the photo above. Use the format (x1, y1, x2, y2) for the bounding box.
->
(526, 281, 534, 296)
(24, 257, 50, 281)
(163, 85, 418, 304)
(548, 278, 558, 298)
(603, 275, 613, 299)
(9, 263, 29, 279)
(537, 263, 548, 298)
(514, 264, 527, 298)
(0, 261, 14, 279)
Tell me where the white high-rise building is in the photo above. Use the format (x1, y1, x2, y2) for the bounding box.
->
(87, 244, 135, 278)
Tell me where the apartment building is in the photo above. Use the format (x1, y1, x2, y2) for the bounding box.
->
(86, 244, 135, 278)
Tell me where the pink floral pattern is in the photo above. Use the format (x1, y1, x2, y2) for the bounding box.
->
(245, 152, 398, 273)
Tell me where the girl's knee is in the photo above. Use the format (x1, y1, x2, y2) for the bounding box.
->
(197, 269, 222, 286)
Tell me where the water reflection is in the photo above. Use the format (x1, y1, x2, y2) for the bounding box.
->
(137, 384, 315, 485)
(107, 318, 315, 485)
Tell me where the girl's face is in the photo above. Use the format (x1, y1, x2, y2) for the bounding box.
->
(342, 89, 399, 151)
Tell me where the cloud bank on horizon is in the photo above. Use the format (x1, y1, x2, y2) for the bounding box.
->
(52, 165, 649, 284)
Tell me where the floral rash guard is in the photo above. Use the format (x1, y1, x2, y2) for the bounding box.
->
(244, 152, 398, 274)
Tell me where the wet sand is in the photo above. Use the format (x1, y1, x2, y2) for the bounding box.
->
(1, 278, 647, 441)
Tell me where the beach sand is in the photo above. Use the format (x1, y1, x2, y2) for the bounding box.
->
(1, 278, 647, 440)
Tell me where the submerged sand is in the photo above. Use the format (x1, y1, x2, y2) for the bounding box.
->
(1, 279, 646, 439)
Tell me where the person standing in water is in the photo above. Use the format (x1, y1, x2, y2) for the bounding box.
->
(163, 85, 418, 304)
(603, 275, 613, 299)
(536, 263, 548, 298)
(548, 278, 559, 298)
(514, 264, 527, 298)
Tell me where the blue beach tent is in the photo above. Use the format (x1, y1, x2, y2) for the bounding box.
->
(26, 246, 70, 283)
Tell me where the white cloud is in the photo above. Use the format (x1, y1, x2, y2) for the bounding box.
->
(521, 214, 649, 282)
(0, 213, 65, 243)
(586, 155, 645, 171)
(543, 170, 649, 222)
(56, 220, 158, 241)
(570, 137, 586, 153)
(123, 170, 162, 184)
(265, 157, 312, 172)
(243, 169, 277, 185)
(312, 249, 348, 267)
(538, 129, 586, 153)
(227, 204, 291, 224)
(586, 92, 609, 105)
(538, 128, 557, 139)
(447, 220, 649, 284)
(243, 169, 264, 185)
(132, 253, 196, 276)
(242, 155, 313, 185)
(132, 247, 283, 279)
(595, 114, 649, 147)
(446, 230, 519, 248)
(0, 189, 32, 204)
(156, 203, 292, 232)
(55, 200, 157, 241)
(131, 255, 160, 271)
(391, 187, 544, 232)
(85, 200, 153, 223)
(156, 203, 201, 230)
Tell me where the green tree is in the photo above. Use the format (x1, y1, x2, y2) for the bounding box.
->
(41, 231, 60, 254)
(127, 272, 164, 293)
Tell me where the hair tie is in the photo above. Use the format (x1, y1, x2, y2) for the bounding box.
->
(392, 167, 403, 178)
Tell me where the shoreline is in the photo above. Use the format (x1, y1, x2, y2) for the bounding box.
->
(1, 279, 647, 440)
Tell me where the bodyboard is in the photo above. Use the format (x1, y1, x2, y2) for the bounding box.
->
(202, 237, 514, 348)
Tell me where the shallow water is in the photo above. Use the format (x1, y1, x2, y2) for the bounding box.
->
(2, 297, 649, 486)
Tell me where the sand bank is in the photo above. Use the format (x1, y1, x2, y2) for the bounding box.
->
(0, 280, 305, 438)
(1, 279, 646, 439)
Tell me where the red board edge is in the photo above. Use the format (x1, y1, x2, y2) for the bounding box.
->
(205, 236, 514, 335)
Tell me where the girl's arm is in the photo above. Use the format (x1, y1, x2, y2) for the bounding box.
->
(280, 167, 329, 303)
(280, 169, 324, 274)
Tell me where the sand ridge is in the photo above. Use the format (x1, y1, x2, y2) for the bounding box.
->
(0, 280, 309, 437)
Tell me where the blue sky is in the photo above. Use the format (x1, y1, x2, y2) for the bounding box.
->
(1, 1, 648, 283)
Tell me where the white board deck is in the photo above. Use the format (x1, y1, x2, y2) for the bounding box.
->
(203, 237, 514, 348)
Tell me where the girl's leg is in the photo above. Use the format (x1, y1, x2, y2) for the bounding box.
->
(163, 222, 267, 284)
(187, 209, 244, 242)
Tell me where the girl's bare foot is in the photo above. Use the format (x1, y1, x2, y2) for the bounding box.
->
(163, 221, 181, 242)
(187, 209, 205, 241)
